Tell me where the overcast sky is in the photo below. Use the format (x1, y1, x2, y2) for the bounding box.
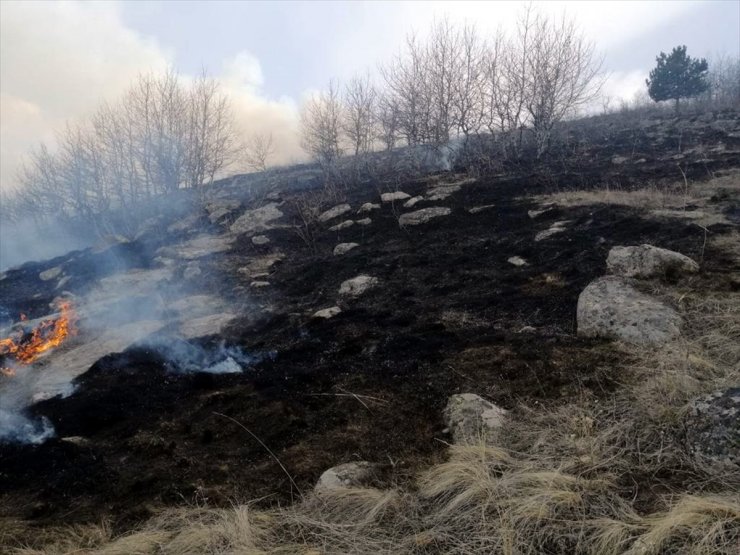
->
(1, 0, 738, 191)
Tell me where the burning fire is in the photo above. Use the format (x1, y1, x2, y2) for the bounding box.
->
(0, 300, 78, 377)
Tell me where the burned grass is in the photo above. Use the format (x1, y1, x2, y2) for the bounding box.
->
(2, 111, 739, 552)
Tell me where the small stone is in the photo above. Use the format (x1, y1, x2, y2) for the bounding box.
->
(251, 235, 270, 246)
(444, 393, 508, 445)
(329, 220, 355, 232)
(468, 204, 495, 214)
(339, 275, 379, 297)
(399, 207, 451, 226)
(356, 218, 372, 226)
(183, 263, 202, 280)
(611, 155, 629, 164)
(250, 281, 270, 288)
(535, 221, 569, 241)
(685, 388, 739, 466)
(357, 203, 380, 214)
(381, 191, 411, 202)
(333, 243, 359, 256)
(319, 204, 352, 222)
(508, 256, 527, 267)
(39, 266, 62, 281)
(313, 306, 342, 319)
(528, 205, 554, 219)
(404, 196, 424, 208)
(315, 462, 377, 492)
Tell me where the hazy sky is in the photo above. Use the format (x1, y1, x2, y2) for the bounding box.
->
(1, 0, 738, 191)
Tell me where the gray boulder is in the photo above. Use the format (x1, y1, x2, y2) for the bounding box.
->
(251, 235, 270, 246)
(356, 218, 372, 226)
(315, 461, 377, 492)
(339, 275, 379, 297)
(685, 388, 739, 466)
(577, 276, 682, 345)
(607, 244, 699, 279)
(399, 207, 451, 227)
(444, 393, 508, 444)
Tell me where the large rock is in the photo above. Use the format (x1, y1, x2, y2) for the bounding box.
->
(339, 275, 379, 297)
(685, 388, 739, 466)
(444, 393, 507, 444)
(315, 461, 377, 492)
(319, 203, 352, 222)
(230, 203, 284, 235)
(399, 207, 451, 227)
(607, 244, 699, 279)
(577, 276, 682, 345)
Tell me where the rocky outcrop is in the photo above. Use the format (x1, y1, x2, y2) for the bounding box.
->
(399, 207, 451, 226)
(333, 243, 359, 256)
(607, 244, 699, 279)
(685, 388, 739, 466)
(319, 204, 352, 223)
(315, 461, 377, 492)
(339, 275, 379, 297)
(444, 393, 507, 444)
(577, 276, 681, 345)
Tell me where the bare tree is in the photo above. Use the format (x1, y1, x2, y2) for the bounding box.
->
(523, 12, 604, 156)
(244, 132, 275, 172)
(343, 74, 377, 156)
(375, 95, 400, 151)
(8, 70, 239, 238)
(300, 81, 344, 167)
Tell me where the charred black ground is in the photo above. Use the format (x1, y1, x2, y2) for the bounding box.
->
(1, 109, 739, 533)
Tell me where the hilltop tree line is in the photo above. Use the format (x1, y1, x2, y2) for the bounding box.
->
(301, 9, 605, 167)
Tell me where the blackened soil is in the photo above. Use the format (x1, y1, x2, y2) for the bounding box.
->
(1, 111, 739, 533)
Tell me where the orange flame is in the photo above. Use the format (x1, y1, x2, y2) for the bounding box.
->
(0, 300, 77, 376)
